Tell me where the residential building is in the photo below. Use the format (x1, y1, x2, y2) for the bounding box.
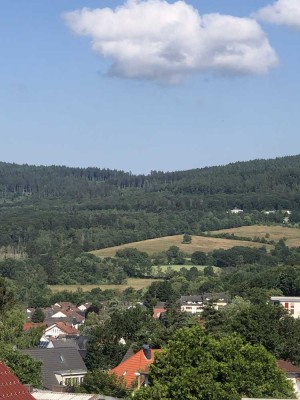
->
(277, 359, 300, 398)
(44, 322, 79, 338)
(180, 293, 229, 314)
(111, 345, 162, 389)
(271, 296, 300, 318)
(23, 347, 87, 390)
(153, 302, 166, 319)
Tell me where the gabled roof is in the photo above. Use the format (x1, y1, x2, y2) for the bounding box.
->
(0, 360, 36, 400)
(45, 322, 79, 336)
(56, 322, 79, 335)
(111, 349, 162, 387)
(23, 348, 87, 390)
(277, 359, 300, 374)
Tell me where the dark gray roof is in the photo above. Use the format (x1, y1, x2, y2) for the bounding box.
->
(51, 338, 79, 349)
(180, 292, 229, 305)
(120, 345, 135, 364)
(23, 347, 87, 390)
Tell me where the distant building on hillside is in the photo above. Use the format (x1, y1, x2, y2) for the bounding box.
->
(271, 296, 300, 318)
(180, 293, 229, 314)
(230, 208, 243, 214)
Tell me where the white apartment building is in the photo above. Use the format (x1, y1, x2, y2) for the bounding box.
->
(271, 296, 300, 318)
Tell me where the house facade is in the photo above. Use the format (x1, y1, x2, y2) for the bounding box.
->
(271, 296, 300, 318)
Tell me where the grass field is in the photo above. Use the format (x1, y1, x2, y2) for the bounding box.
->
(91, 234, 272, 257)
(209, 225, 300, 247)
(152, 265, 220, 273)
(49, 278, 160, 293)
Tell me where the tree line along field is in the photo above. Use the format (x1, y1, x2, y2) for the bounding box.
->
(209, 225, 300, 247)
(90, 233, 273, 258)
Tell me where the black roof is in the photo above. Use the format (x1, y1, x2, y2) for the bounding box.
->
(23, 347, 87, 390)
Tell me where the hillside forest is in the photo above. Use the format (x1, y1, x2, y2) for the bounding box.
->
(1, 156, 300, 397)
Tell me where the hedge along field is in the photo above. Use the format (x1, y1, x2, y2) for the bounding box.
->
(90, 234, 272, 257)
(209, 225, 300, 247)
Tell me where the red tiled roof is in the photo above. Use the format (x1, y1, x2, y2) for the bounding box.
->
(111, 349, 163, 387)
(0, 361, 35, 400)
(153, 307, 166, 319)
(55, 322, 79, 335)
(23, 322, 46, 331)
(277, 359, 300, 374)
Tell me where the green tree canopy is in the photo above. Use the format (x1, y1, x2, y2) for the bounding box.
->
(134, 325, 295, 400)
(31, 308, 45, 323)
(76, 370, 128, 398)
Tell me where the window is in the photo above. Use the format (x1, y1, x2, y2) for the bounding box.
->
(290, 303, 295, 308)
(284, 302, 289, 309)
(290, 309, 295, 315)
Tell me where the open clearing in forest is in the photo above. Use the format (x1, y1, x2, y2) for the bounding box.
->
(91, 234, 272, 258)
(49, 278, 160, 293)
(209, 225, 300, 247)
(152, 265, 220, 273)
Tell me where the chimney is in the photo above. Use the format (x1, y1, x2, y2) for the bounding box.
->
(52, 385, 67, 392)
(142, 343, 151, 360)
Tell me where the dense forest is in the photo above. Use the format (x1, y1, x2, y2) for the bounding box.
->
(0, 155, 300, 291)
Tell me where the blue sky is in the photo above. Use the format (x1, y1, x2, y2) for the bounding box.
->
(0, 0, 299, 174)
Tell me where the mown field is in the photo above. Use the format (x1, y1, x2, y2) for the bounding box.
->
(49, 278, 160, 293)
(91, 234, 272, 258)
(152, 265, 220, 273)
(209, 225, 300, 247)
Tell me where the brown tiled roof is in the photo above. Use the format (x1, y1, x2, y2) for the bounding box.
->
(277, 359, 300, 374)
(23, 322, 46, 331)
(55, 322, 79, 335)
(0, 361, 36, 400)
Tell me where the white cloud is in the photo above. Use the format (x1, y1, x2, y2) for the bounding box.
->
(253, 0, 300, 30)
(64, 0, 278, 84)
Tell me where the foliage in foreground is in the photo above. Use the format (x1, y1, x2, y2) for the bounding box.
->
(75, 370, 129, 398)
(134, 325, 295, 400)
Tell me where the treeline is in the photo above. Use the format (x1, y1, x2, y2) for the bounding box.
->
(1, 155, 300, 198)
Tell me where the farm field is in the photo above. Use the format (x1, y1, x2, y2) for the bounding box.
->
(49, 278, 160, 293)
(152, 265, 220, 273)
(209, 225, 300, 247)
(91, 234, 272, 257)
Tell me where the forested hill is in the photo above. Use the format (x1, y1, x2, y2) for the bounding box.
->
(1, 154, 300, 201)
(1, 155, 300, 291)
